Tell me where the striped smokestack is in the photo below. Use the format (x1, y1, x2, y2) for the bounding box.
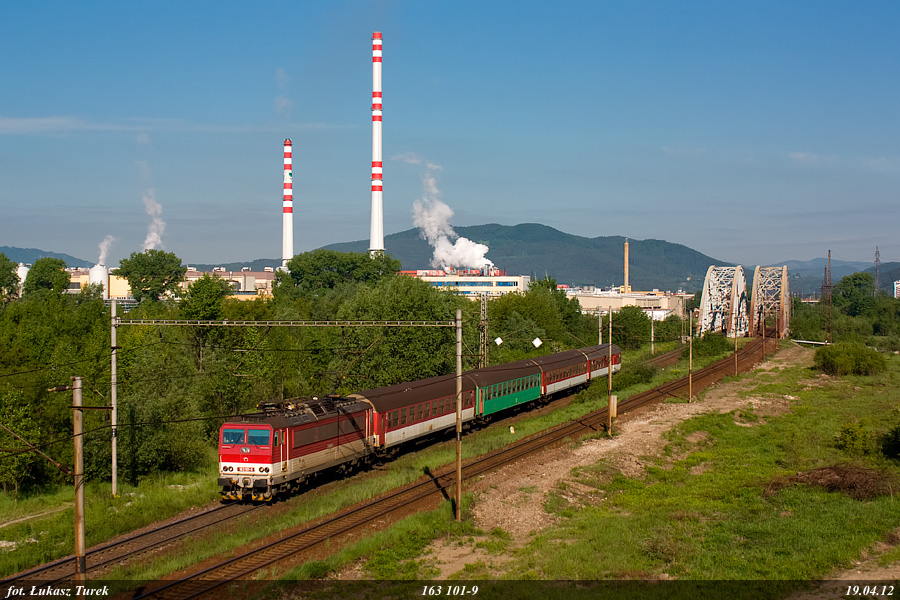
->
(369, 32, 384, 256)
(282, 138, 293, 266)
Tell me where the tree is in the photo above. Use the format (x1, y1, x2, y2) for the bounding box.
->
(0, 390, 43, 498)
(117, 249, 187, 302)
(273, 250, 401, 299)
(22, 257, 69, 296)
(180, 274, 233, 320)
(335, 275, 465, 390)
(179, 274, 234, 369)
(0, 253, 19, 301)
(609, 305, 650, 350)
(832, 272, 876, 318)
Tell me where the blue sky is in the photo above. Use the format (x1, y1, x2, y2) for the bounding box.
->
(1, 1, 898, 270)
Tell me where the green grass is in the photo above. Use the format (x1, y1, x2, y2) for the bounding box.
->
(0, 452, 220, 577)
(501, 352, 900, 580)
(261, 346, 900, 585)
(3, 340, 743, 582)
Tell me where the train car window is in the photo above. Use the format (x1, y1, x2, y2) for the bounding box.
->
(416, 404, 423, 421)
(222, 428, 244, 445)
(424, 402, 431, 419)
(392, 410, 399, 428)
(431, 399, 437, 416)
(401, 408, 408, 426)
(274, 431, 280, 447)
(247, 430, 270, 445)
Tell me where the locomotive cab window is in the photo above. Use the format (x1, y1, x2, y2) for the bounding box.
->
(247, 430, 270, 446)
(222, 428, 245, 445)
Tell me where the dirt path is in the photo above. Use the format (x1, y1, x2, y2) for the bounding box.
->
(419, 344, 900, 581)
(0, 504, 71, 530)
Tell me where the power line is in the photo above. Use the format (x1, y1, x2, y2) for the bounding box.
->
(0, 412, 248, 464)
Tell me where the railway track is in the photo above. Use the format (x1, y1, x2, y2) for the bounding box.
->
(644, 347, 683, 369)
(133, 337, 774, 599)
(1, 501, 261, 585)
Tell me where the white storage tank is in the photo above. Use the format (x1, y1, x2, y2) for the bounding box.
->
(89, 263, 109, 300)
(16, 263, 29, 295)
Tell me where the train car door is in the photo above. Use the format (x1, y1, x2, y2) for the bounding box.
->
(278, 429, 287, 472)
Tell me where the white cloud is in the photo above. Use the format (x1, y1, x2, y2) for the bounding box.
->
(0, 114, 342, 135)
(858, 156, 900, 174)
(788, 152, 836, 166)
(0, 116, 126, 134)
(274, 95, 293, 117)
(662, 146, 706, 158)
(275, 67, 290, 87)
(392, 152, 423, 165)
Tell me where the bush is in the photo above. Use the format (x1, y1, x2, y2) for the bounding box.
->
(882, 425, 900, 460)
(866, 336, 900, 353)
(814, 342, 887, 376)
(682, 332, 734, 360)
(612, 363, 657, 392)
(835, 420, 877, 457)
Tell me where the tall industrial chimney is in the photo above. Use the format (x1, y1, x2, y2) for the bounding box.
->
(624, 239, 630, 293)
(369, 32, 385, 256)
(282, 138, 293, 267)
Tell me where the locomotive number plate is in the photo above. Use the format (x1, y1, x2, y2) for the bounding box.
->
(237, 467, 254, 472)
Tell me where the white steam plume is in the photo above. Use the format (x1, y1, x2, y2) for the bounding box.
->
(98, 235, 117, 266)
(142, 188, 166, 250)
(410, 163, 492, 271)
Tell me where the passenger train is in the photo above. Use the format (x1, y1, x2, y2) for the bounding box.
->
(217, 343, 621, 501)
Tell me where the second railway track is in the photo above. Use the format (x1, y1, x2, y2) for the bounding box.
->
(2, 501, 262, 585)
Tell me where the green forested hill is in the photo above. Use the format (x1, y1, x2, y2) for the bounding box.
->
(324, 223, 724, 292)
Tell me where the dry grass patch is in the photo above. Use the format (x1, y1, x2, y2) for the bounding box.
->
(765, 464, 898, 501)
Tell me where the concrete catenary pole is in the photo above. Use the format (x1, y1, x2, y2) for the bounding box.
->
(607, 312, 614, 433)
(73, 376, 86, 585)
(111, 299, 118, 497)
(455, 308, 462, 521)
(282, 139, 294, 267)
(369, 32, 385, 256)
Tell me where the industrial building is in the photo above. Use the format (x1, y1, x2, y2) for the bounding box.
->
(569, 288, 686, 321)
(400, 269, 530, 298)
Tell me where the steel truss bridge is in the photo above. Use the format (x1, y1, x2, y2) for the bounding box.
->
(698, 265, 789, 339)
(749, 266, 790, 339)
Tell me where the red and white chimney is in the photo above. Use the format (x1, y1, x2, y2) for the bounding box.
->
(282, 138, 293, 266)
(369, 32, 384, 256)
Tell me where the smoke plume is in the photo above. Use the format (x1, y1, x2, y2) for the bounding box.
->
(142, 188, 166, 250)
(410, 162, 492, 271)
(98, 235, 117, 266)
